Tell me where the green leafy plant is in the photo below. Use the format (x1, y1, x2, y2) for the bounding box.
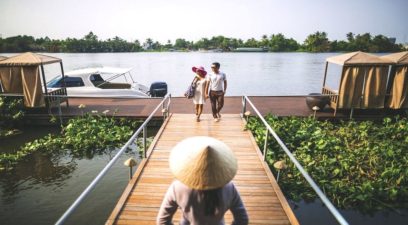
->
(0, 112, 142, 171)
(247, 115, 408, 212)
(0, 96, 25, 138)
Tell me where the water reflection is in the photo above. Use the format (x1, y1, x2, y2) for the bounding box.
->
(0, 125, 141, 225)
(0, 152, 77, 203)
(0, 144, 135, 200)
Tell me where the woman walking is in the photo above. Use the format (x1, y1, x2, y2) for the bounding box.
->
(191, 66, 208, 122)
(157, 136, 248, 225)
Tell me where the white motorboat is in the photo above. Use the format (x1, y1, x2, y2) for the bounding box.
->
(47, 67, 167, 98)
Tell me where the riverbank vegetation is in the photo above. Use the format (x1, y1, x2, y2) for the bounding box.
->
(0, 110, 141, 171)
(0, 31, 404, 53)
(246, 115, 408, 212)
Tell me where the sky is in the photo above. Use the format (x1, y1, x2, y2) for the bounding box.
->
(0, 0, 407, 43)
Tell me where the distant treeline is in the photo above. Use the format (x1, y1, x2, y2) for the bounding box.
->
(0, 31, 405, 53)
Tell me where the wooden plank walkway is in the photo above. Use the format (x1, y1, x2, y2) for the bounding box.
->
(106, 114, 299, 225)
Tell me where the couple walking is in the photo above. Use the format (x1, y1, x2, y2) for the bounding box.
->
(192, 62, 227, 122)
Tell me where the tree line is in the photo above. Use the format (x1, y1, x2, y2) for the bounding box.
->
(0, 31, 405, 53)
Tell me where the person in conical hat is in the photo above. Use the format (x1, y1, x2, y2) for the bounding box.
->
(157, 136, 248, 225)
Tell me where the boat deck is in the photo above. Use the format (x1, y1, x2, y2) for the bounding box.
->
(106, 114, 299, 225)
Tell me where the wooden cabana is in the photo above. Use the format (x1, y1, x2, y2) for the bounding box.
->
(0, 56, 8, 92)
(0, 52, 68, 108)
(321, 51, 393, 116)
(381, 51, 408, 109)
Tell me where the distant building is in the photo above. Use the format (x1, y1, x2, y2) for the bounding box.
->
(233, 47, 268, 52)
(142, 43, 152, 50)
(388, 37, 396, 44)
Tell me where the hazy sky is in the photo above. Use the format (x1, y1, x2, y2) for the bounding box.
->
(1, 0, 407, 43)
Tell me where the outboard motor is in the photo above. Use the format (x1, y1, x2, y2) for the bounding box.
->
(149, 82, 168, 97)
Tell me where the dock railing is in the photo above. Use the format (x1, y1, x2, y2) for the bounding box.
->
(54, 93, 171, 225)
(241, 96, 349, 225)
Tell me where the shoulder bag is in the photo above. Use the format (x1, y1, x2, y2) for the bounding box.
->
(184, 77, 197, 99)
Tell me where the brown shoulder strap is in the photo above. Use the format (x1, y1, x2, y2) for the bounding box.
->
(191, 77, 198, 84)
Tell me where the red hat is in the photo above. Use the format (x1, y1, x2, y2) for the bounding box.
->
(192, 66, 207, 77)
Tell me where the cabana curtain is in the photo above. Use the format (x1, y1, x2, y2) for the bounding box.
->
(362, 66, 388, 108)
(0, 66, 45, 107)
(0, 67, 23, 93)
(381, 51, 408, 109)
(338, 66, 365, 108)
(21, 66, 45, 107)
(337, 65, 388, 109)
(388, 66, 408, 109)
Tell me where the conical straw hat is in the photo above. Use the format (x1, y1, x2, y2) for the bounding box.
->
(169, 136, 238, 190)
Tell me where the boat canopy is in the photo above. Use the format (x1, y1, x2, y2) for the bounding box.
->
(381, 51, 408, 109)
(65, 67, 132, 76)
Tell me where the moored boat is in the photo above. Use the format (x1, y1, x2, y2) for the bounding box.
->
(233, 47, 268, 52)
(47, 67, 167, 98)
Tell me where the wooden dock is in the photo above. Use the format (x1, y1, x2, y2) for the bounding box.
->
(106, 113, 299, 225)
(25, 96, 405, 123)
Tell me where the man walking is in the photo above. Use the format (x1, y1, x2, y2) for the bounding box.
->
(206, 62, 227, 122)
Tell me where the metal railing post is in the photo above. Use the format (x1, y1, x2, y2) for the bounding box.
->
(162, 96, 166, 119)
(167, 94, 171, 116)
(263, 128, 269, 161)
(58, 97, 63, 125)
(143, 126, 147, 158)
(241, 96, 246, 118)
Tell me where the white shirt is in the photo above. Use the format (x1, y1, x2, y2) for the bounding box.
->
(207, 72, 227, 91)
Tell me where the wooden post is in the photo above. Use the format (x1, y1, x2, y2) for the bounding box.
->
(334, 66, 346, 117)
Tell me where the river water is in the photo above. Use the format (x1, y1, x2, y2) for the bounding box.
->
(25, 52, 343, 96)
(0, 53, 407, 225)
(0, 126, 146, 225)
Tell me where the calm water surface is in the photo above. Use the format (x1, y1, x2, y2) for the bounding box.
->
(5, 52, 344, 96)
(0, 126, 146, 225)
(1, 53, 406, 224)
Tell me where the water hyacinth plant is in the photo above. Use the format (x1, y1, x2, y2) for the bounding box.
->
(246, 115, 408, 212)
(0, 96, 24, 138)
(0, 110, 141, 171)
